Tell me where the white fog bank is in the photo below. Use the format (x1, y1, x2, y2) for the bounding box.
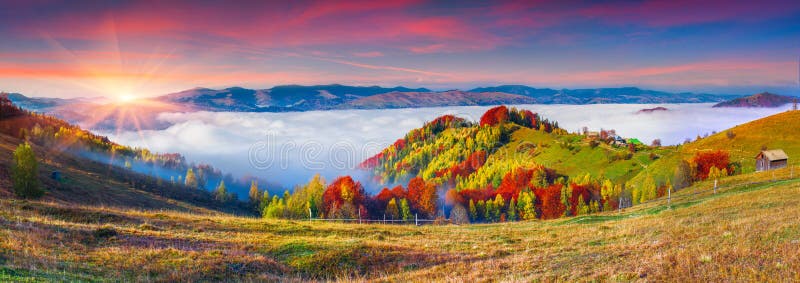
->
(102, 103, 793, 189)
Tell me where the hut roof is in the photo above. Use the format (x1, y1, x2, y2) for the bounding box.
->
(757, 149, 788, 161)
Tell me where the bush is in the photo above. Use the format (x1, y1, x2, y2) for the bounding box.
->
(94, 226, 118, 238)
(449, 204, 470, 224)
(11, 142, 43, 198)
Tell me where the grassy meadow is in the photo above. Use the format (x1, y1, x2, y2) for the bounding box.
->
(2, 165, 799, 282)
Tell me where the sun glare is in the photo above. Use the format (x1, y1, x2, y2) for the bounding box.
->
(117, 94, 137, 103)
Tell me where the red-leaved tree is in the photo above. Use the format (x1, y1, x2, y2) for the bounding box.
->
(322, 176, 368, 219)
(536, 184, 565, 219)
(480, 106, 510, 126)
(692, 150, 730, 180)
(406, 177, 438, 218)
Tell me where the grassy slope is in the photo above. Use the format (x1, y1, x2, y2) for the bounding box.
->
(628, 109, 800, 188)
(502, 128, 664, 183)
(2, 165, 798, 281)
(0, 133, 222, 214)
(684, 109, 800, 171)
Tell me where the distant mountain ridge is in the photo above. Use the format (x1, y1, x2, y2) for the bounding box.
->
(155, 84, 735, 112)
(156, 84, 432, 111)
(712, 92, 797, 108)
(469, 85, 733, 104)
(341, 90, 536, 109)
(4, 84, 742, 130)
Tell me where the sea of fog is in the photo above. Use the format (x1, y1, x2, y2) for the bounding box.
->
(101, 103, 793, 190)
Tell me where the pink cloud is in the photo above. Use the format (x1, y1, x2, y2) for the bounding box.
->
(353, 51, 384, 58)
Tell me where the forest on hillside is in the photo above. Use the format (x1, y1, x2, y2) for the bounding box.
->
(259, 106, 738, 223)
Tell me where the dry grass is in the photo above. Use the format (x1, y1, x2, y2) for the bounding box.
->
(2, 168, 800, 282)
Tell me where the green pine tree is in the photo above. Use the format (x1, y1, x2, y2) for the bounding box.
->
(484, 199, 494, 222)
(399, 198, 412, 222)
(561, 185, 572, 217)
(507, 198, 518, 221)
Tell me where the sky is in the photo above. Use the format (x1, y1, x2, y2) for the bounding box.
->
(1, 0, 800, 99)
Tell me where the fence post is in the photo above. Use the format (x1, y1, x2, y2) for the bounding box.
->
(668, 187, 671, 207)
(358, 207, 362, 224)
(415, 214, 418, 226)
(308, 207, 312, 221)
(714, 179, 717, 194)
(383, 214, 386, 225)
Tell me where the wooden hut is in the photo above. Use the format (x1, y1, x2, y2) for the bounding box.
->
(755, 149, 788, 171)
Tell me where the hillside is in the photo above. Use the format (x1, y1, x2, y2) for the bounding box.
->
(0, 97, 253, 214)
(627, 109, 800, 189)
(341, 90, 536, 109)
(1, 164, 797, 281)
(361, 105, 666, 187)
(713, 92, 797, 108)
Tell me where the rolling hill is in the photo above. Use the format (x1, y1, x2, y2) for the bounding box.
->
(713, 92, 797, 108)
(1, 101, 800, 281)
(1, 153, 797, 281)
(0, 96, 254, 214)
(626, 109, 800, 189)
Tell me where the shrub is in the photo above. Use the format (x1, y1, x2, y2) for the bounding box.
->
(12, 142, 43, 198)
(94, 226, 118, 238)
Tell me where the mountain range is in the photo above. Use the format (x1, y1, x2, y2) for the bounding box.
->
(7, 84, 739, 111)
(1, 84, 753, 130)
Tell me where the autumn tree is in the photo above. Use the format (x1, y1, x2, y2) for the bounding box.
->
(517, 191, 537, 220)
(263, 196, 286, 219)
(214, 180, 228, 202)
(651, 139, 662, 147)
(480, 105, 510, 127)
(322, 176, 368, 219)
(386, 198, 400, 220)
(476, 200, 486, 222)
(493, 194, 505, 221)
(406, 177, 438, 218)
(184, 168, 198, 189)
(259, 190, 271, 213)
(468, 199, 477, 221)
(287, 174, 326, 219)
(537, 184, 565, 219)
(692, 150, 730, 180)
(450, 204, 470, 224)
(560, 185, 572, 217)
(249, 181, 260, 205)
(576, 195, 589, 215)
(484, 198, 495, 222)
(673, 160, 693, 189)
(12, 142, 43, 198)
(507, 198, 518, 221)
(399, 198, 412, 221)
